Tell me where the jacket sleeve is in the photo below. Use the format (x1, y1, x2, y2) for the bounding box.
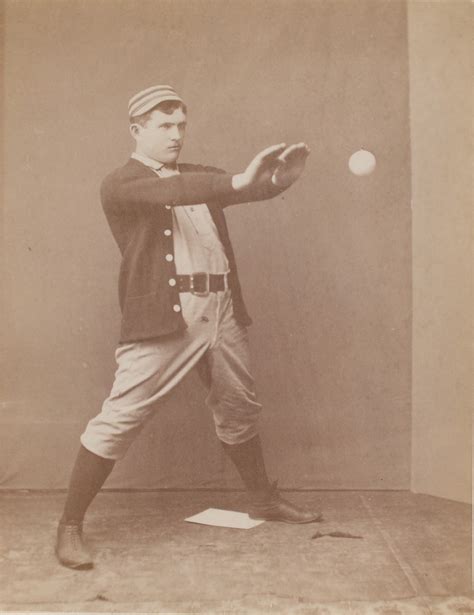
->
(101, 164, 288, 215)
(191, 164, 289, 207)
(221, 179, 287, 207)
(101, 168, 238, 214)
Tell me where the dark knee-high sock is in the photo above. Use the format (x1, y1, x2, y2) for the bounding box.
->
(221, 435, 271, 492)
(61, 445, 115, 524)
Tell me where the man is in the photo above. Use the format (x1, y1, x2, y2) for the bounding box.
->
(56, 85, 321, 570)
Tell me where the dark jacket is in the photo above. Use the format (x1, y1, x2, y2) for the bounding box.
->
(100, 158, 285, 342)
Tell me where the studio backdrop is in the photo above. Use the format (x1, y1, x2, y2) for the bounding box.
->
(1, 0, 411, 489)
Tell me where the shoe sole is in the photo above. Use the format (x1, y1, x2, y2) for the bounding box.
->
(58, 558, 94, 570)
(55, 548, 94, 570)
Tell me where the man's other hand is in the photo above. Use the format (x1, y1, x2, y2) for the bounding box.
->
(232, 144, 287, 191)
(271, 143, 310, 188)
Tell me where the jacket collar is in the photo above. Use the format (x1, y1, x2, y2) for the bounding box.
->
(125, 156, 190, 176)
(131, 152, 181, 174)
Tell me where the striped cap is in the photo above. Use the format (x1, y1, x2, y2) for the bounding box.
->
(128, 85, 184, 118)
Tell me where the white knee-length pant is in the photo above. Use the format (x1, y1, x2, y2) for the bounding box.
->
(80, 290, 262, 460)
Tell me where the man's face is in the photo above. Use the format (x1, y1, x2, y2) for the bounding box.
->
(131, 107, 187, 164)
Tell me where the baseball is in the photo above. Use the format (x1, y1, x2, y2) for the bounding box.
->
(348, 149, 376, 176)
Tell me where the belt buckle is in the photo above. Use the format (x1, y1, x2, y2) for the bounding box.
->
(190, 272, 210, 296)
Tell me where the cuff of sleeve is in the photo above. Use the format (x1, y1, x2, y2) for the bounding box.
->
(213, 173, 236, 196)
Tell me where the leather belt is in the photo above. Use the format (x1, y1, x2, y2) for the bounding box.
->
(176, 272, 229, 296)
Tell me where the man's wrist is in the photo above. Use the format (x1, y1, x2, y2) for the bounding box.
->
(232, 173, 247, 191)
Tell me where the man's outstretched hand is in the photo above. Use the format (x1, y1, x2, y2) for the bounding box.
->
(271, 143, 311, 188)
(232, 142, 310, 192)
(232, 143, 287, 191)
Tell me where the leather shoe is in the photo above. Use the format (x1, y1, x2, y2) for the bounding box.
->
(248, 482, 322, 524)
(55, 522, 93, 570)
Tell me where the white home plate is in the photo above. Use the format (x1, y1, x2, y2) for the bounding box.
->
(185, 508, 265, 529)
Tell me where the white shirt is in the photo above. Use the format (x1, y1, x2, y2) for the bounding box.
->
(131, 152, 229, 276)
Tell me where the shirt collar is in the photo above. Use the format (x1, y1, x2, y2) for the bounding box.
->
(131, 152, 166, 171)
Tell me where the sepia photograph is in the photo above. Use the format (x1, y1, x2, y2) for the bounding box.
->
(0, 0, 471, 613)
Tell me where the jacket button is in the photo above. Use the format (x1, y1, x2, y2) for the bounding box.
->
(165, 205, 171, 210)
(165, 254, 174, 262)
(168, 278, 176, 287)
(164, 229, 172, 236)
(173, 304, 181, 313)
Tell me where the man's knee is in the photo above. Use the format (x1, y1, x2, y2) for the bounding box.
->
(80, 414, 143, 461)
(213, 399, 262, 445)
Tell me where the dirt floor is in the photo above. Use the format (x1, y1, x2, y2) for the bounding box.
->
(0, 490, 471, 613)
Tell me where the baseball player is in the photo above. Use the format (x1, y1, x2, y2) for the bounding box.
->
(56, 85, 321, 570)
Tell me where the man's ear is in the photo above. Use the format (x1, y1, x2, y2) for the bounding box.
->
(129, 123, 141, 139)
